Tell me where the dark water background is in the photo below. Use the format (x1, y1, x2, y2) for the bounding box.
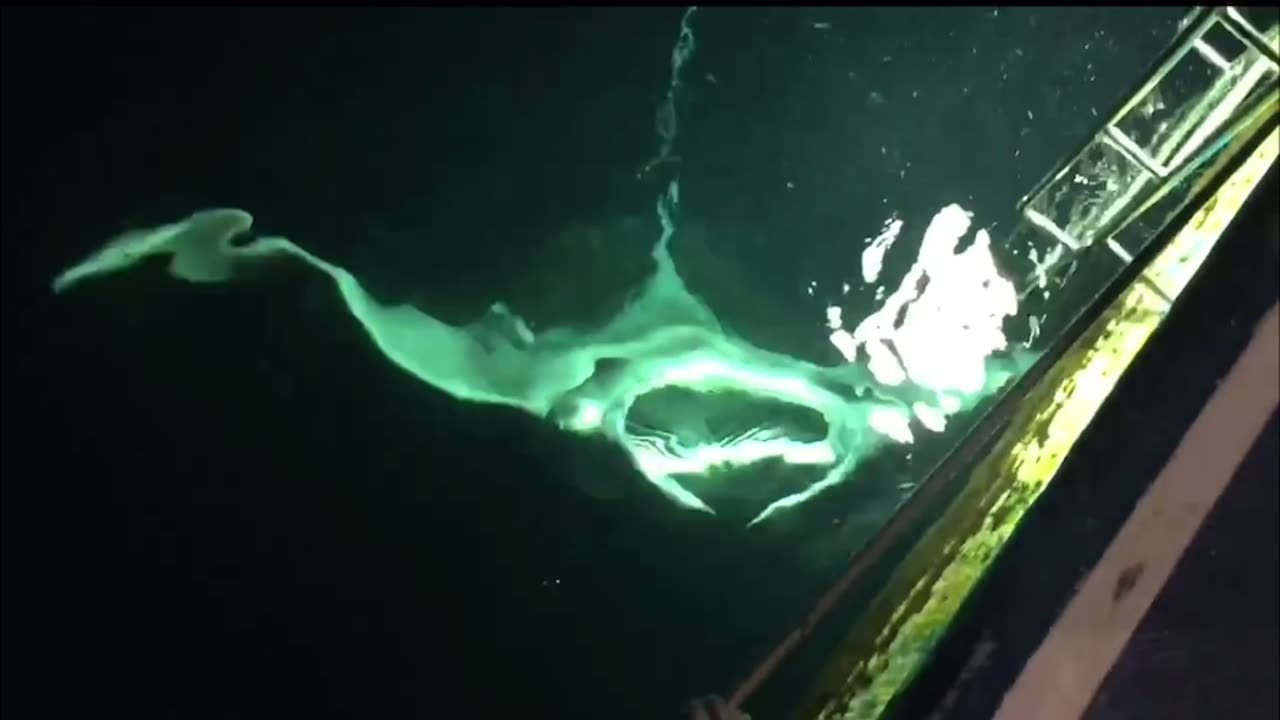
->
(2, 8, 1186, 719)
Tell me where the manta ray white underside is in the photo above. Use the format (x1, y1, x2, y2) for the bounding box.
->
(53, 189, 1030, 525)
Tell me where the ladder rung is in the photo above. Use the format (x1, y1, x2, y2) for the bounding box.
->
(1024, 207, 1083, 251)
(1221, 7, 1280, 70)
(1103, 126, 1170, 179)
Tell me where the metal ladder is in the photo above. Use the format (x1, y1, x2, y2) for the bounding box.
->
(1018, 6, 1279, 307)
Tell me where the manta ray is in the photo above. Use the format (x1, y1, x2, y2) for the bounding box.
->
(52, 187, 1031, 525)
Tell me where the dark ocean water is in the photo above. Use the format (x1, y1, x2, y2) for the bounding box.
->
(2, 8, 1191, 719)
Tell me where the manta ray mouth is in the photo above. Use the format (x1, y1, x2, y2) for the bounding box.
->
(623, 386, 834, 522)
